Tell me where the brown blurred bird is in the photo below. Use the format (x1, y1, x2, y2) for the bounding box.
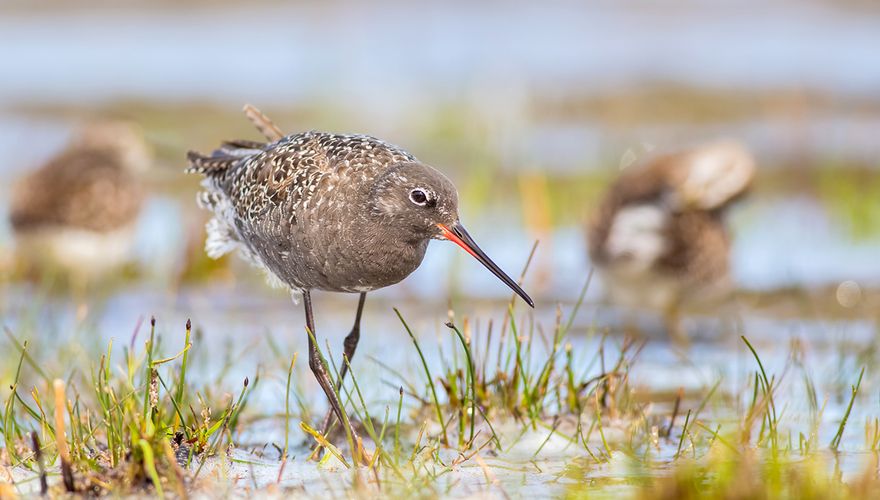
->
(9, 121, 150, 283)
(588, 141, 755, 339)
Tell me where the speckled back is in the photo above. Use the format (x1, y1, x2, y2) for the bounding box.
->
(188, 131, 432, 293)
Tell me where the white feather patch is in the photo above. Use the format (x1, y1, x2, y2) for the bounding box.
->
(204, 217, 238, 259)
(604, 204, 668, 275)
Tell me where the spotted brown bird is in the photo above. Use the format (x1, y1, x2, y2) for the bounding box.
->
(588, 141, 755, 339)
(186, 107, 533, 459)
(9, 121, 150, 283)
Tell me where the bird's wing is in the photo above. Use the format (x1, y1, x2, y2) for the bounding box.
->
(665, 141, 756, 211)
(189, 132, 418, 225)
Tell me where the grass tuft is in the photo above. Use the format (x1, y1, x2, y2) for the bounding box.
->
(0, 318, 254, 496)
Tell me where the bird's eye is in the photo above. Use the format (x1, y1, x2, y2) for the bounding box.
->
(409, 188, 429, 206)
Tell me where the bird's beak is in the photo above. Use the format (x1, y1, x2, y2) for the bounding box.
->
(437, 222, 535, 308)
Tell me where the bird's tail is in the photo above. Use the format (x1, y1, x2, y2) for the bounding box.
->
(184, 150, 241, 175)
(186, 104, 284, 176)
(185, 138, 266, 175)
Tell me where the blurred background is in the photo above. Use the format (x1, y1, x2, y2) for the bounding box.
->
(1, 0, 879, 318)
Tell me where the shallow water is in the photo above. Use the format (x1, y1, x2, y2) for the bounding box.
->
(2, 276, 879, 496)
(3, 191, 877, 302)
(2, 283, 877, 432)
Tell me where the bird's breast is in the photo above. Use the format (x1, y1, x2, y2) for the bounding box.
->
(272, 205, 429, 293)
(322, 234, 429, 292)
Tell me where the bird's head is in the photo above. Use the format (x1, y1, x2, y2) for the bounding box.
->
(371, 162, 533, 307)
(370, 162, 460, 235)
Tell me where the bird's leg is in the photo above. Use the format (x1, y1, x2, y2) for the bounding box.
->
(664, 300, 690, 348)
(320, 292, 367, 437)
(339, 292, 367, 387)
(303, 291, 368, 464)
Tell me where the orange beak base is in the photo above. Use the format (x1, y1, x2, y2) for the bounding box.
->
(437, 222, 534, 307)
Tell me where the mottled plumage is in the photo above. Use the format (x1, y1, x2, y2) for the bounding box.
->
(188, 131, 453, 293)
(588, 141, 755, 319)
(187, 110, 532, 460)
(9, 121, 149, 278)
(11, 148, 144, 233)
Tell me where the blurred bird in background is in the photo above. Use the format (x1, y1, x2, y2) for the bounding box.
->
(9, 121, 150, 288)
(588, 141, 755, 341)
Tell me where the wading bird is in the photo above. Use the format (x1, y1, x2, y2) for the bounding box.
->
(9, 121, 150, 285)
(186, 105, 533, 460)
(588, 141, 755, 340)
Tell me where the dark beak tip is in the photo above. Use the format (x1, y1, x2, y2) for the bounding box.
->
(516, 289, 535, 308)
(445, 221, 536, 309)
